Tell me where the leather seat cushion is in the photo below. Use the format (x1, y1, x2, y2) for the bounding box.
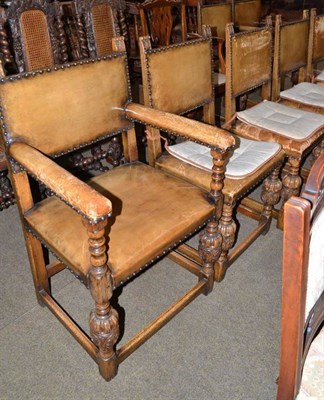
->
(24, 163, 214, 287)
(166, 137, 281, 178)
(280, 82, 324, 108)
(237, 101, 324, 140)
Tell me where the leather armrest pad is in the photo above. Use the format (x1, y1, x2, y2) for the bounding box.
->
(9, 142, 112, 221)
(125, 103, 235, 152)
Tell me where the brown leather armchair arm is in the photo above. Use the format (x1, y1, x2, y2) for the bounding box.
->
(9, 142, 112, 222)
(125, 103, 235, 152)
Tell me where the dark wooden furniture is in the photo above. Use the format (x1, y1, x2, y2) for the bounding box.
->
(224, 19, 324, 229)
(139, 32, 285, 281)
(139, 0, 187, 46)
(277, 152, 324, 399)
(1, 37, 237, 381)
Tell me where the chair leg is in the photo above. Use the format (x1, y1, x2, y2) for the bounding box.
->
(198, 220, 222, 295)
(260, 166, 282, 234)
(310, 139, 324, 166)
(214, 202, 237, 282)
(84, 220, 119, 381)
(277, 157, 302, 230)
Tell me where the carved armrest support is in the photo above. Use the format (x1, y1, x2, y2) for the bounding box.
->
(125, 103, 235, 153)
(8, 142, 112, 223)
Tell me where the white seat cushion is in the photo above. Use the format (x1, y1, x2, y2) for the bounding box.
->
(280, 82, 324, 108)
(305, 207, 324, 319)
(315, 70, 324, 82)
(213, 72, 226, 86)
(237, 101, 324, 140)
(166, 137, 281, 179)
(296, 326, 324, 400)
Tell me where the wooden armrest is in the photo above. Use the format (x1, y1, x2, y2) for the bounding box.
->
(9, 142, 112, 222)
(125, 103, 235, 152)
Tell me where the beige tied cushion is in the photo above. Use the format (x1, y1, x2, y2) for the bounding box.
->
(166, 137, 281, 179)
(296, 326, 324, 400)
(280, 82, 324, 108)
(237, 101, 324, 140)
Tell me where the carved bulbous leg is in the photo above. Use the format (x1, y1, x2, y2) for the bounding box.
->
(260, 166, 282, 233)
(83, 219, 119, 381)
(278, 157, 302, 229)
(198, 220, 223, 295)
(214, 202, 236, 282)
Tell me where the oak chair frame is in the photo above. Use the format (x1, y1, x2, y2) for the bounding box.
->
(277, 153, 324, 399)
(224, 20, 324, 229)
(307, 8, 324, 85)
(139, 32, 285, 282)
(1, 37, 237, 381)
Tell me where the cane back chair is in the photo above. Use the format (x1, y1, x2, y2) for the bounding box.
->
(272, 11, 324, 115)
(139, 33, 285, 281)
(0, 0, 68, 210)
(277, 153, 324, 400)
(0, 36, 237, 380)
(307, 8, 324, 86)
(224, 20, 324, 229)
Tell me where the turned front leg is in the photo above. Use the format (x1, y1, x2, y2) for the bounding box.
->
(260, 165, 282, 232)
(83, 219, 119, 381)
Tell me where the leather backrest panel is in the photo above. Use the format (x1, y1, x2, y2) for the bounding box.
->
(235, 0, 261, 26)
(314, 15, 324, 61)
(0, 56, 132, 156)
(201, 4, 232, 38)
(145, 40, 213, 114)
(231, 29, 272, 96)
(280, 21, 308, 73)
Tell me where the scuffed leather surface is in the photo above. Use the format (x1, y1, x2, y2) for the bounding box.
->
(314, 16, 324, 61)
(0, 57, 132, 156)
(201, 4, 232, 38)
(10, 142, 112, 221)
(280, 21, 308, 73)
(146, 40, 213, 114)
(235, 0, 261, 26)
(231, 30, 272, 96)
(25, 163, 214, 286)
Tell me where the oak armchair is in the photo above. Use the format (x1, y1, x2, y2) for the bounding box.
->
(277, 153, 324, 399)
(139, 34, 285, 281)
(1, 37, 236, 380)
(224, 20, 324, 229)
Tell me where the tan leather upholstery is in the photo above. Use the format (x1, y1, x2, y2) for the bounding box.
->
(200, 4, 232, 38)
(231, 29, 272, 96)
(279, 20, 308, 74)
(25, 162, 214, 287)
(0, 56, 132, 156)
(234, 0, 261, 26)
(142, 39, 213, 114)
(313, 15, 324, 61)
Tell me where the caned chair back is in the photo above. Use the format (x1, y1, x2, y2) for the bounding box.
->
(5, 0, 63, 72)
(234, 0, 261, 27)
(72, 0, 120, 58)
(0, 52, 133, 158)
(277, 153, 324, 399)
